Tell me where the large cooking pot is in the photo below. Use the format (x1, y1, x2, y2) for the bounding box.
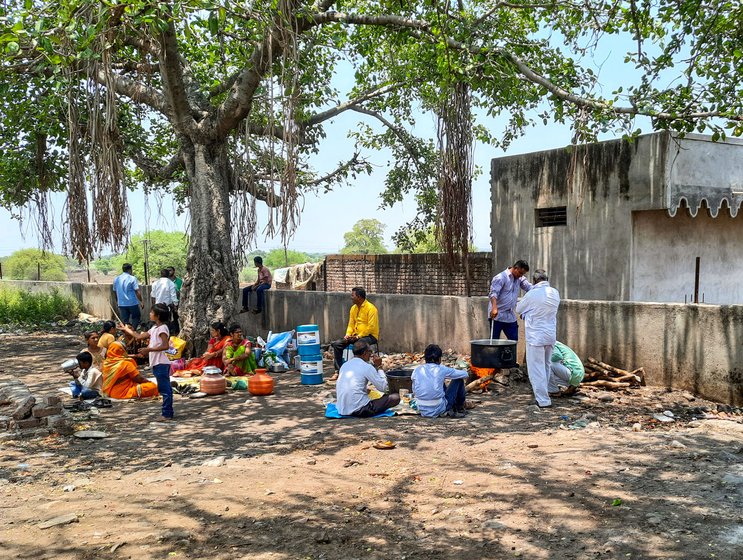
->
(470, 339, 517, 369)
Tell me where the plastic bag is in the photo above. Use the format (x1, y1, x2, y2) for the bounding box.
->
(166, 336, 187, 360)
(266, 330, 293, 355)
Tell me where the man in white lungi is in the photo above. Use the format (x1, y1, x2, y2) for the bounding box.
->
(515, 269, 561, 408)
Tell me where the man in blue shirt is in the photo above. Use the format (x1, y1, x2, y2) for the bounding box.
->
(412, 344, 470, 418)
(488, 259, 532, 341)
(113, 263, 143, 329)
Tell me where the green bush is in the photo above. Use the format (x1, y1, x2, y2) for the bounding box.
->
(3, 248, 68, 281)
(0, 285, 80, 324)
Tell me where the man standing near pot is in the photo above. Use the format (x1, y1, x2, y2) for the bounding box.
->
(516, 269, 561, 408)
(488, 260, 532, 341)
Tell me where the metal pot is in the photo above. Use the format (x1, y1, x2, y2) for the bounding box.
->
(202, 366, 222, 375)
(470, 339, 517, 369)
(61, 359, 78, 371)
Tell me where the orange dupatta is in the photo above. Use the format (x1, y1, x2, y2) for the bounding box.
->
(101, 342, 158, 399)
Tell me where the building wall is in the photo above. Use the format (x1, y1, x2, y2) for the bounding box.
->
(490, 132, 670, 301)
(4, 280, 740, 405)
(632, 209, 743, 304)
(323, 253, 493, 296)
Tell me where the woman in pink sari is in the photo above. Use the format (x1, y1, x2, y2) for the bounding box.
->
(173, 322, 231, 377)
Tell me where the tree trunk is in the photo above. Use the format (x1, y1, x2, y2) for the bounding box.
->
(179, 141, 239, 354)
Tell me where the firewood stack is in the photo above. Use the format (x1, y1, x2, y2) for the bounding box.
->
(581, 357, 646, 390)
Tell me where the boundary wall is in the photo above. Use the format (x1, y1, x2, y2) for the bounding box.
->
(2, 281, 741, 405)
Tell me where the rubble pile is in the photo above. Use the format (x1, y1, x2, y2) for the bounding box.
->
(0, 377, 75, 439)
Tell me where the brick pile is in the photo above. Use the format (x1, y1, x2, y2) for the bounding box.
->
(324, 253, 494, 296)
(0, 378, 75, 439)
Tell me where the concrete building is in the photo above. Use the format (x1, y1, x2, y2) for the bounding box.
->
(490, 131, 743, 304)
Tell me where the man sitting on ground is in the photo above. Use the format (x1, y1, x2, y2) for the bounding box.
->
(411, 344, 469, 418)
(335, 340, 400, 417)
(329, 287, 379, 382)
(549, 341, 585, 397)
(66, 351, 103, 399)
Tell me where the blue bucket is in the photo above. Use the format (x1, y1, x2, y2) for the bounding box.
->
(301, 373, 323, 385)
(300, 354, 323, 374)
(298, 343, 321, 357)
(297, 324, 320, 346)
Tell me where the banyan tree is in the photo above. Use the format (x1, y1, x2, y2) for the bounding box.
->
(1, 1, 740, 348)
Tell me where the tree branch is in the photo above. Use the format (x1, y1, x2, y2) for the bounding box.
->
(303, 84, 398, 127)
(128, 150, 184, 183)
(350, 106, 423, 161)
(157, 22, 199, 135)
(306, 152, 367, 187)
(227, 163, 282, 208)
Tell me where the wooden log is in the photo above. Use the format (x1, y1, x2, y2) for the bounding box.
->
(466, 375, 494, 393)
(630, 367, 647, 386)
(587, 358, 632, 377)
(581, 380, 631, 390)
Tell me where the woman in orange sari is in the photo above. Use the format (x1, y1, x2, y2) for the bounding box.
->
(101, 341, 159, 399)
(173, 322, 231, 377)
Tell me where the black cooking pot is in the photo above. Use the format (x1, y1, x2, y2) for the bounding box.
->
(386, 369, 413, 393)
(470, 339, 517, 368)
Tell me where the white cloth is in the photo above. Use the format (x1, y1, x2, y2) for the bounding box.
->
(148, 324, 170, 367)
(78, 366, 103, 392)
(527, 343, 554, 407)
(335, 357, 388, 416)
(549, 362, 572, 392)
(411, 363, 469, 418)
(151, 277, 178, 305)
(515, 281, 560, 346)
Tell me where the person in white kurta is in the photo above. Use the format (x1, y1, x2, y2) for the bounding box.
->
(515, 270, 561, 408)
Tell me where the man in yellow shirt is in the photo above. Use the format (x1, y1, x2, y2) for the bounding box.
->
(329, 287, 379, 381)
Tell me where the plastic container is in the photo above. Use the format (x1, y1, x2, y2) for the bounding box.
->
(299, 354, 324, 374)
(297, 324, 320, 345)
(301, 373, 323, 385)
(298, 343, 321, 357)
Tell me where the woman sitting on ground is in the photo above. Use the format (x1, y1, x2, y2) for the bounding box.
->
(223, 324, 258, 376)
(98, 321, 118, 350)
(101, 341, 159, 399)
(173, 321, 231, 377)
(83, 331, 106, 369)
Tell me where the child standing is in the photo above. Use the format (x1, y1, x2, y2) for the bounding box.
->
(120, 303, 173, 421)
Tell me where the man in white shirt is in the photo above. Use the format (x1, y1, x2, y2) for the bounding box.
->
(151, 268, 178, 306)
(151, 268, 179, 334)
(515, 269, 561, 408)
(336, 340, 400, 417)
(412, 344, 470, 418)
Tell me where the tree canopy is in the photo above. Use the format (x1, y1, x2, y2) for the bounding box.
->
(341, 218, 387, 254)
(3, 248, 67, 281)
(93, 230, 188, 281)
(1, 0, 740, 346)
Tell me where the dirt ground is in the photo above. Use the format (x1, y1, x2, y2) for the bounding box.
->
(1, 331, 742, 560)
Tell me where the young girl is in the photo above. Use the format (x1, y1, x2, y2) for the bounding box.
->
(223, 324, 257, 376)
(119, 303, 173, 421)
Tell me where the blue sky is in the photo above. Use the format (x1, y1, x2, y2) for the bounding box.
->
(0, 33, 654, 258)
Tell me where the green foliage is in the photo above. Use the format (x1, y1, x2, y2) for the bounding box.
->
(394, 226, 479, 253)
(3, 248, 67, 281)
(239, 248, 319, 281)
(103, 230, 189, 281)
(92, 255, 116, 275)
(341, 219, 388, 255)
(0, 285, 80, 324)
(1, 0, 741, 290)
